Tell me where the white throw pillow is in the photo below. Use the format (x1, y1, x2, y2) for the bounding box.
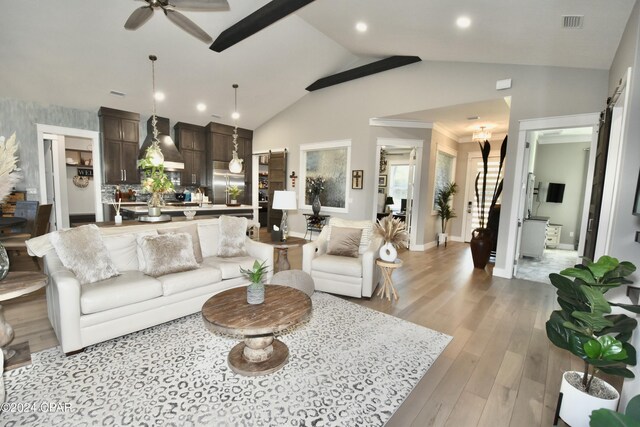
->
(50, 224, 119, 285)
(217, 216, 248, 258)
(103, 234, 138, 272)
(158, 224, 203, 263)
(135, 230, 158, 271)
(138, 233, 199, 277)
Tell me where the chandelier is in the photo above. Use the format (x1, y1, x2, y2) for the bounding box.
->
(472, 126, 492, 141)
(228, 83, 244, 173)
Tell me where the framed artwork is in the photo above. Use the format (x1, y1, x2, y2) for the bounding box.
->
(378, 175, 387, 187)
(432, 144, 457, 212)
(352, 170, 363, 189)
(300, 140, 351, 213)
(378, 187, 385, 194)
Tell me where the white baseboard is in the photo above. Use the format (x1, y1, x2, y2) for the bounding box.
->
(555, 243, 575, 251)
(449, 235, 465, 242)
(289, 231, 306, 239)
(493, 267, 512, 279)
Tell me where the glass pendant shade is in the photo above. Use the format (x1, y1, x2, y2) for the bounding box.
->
(147, 142, 164, 166)
(229, 153, 243, 173)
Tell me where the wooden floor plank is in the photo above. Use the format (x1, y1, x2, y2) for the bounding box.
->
(509, 377, 545, 427)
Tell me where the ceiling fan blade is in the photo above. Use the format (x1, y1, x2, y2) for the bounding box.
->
(165, 9, 213, 44)
(171, 0, 229, 12)
(124, 6, 154, 30)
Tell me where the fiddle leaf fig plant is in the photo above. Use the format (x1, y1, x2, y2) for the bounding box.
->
(546, 256, 638, 394)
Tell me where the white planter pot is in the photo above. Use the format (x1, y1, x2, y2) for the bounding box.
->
(379, 242, 397, 262)
(558, 371, 619, 427)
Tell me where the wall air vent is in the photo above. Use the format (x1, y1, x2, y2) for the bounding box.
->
(109, 90, 126, 97)
(562, 15, 583, 29)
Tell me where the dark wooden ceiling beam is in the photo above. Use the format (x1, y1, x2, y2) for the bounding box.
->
(305, 56, 422, 92)
(210, 0, 315, 52)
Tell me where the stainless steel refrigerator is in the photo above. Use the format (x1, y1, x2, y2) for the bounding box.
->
(212, 161, 245, 204)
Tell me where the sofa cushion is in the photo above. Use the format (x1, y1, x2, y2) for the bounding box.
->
(217, 216, 248, 257)
(136, 230, 158, 271)
(326, 227, 363, 258)
(139, 233, 199, 277)
(50, 224, 119, 285)
(103, 234, 138, 272)
(158, 266, 222, 296)
(311, 254, 363, 278)
(326, 218, 374, 255)
(197, 223, 220, 258)
(158, 224, 203, 263)
(80, 271, 163, 314)
(202, 256, 256, 280)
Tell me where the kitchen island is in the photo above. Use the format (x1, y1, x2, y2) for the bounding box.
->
(120, 204, 255, 220)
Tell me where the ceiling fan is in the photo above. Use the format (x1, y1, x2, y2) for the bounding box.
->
(124, 0, 230, 44)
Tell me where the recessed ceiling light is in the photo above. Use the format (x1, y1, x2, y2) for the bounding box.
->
(456, 16, 471, 29)
(197, 103, 206, 112)
(154, 92, 165, 101)
(355, 22, 368, 32)
(231, 111, 240, 120)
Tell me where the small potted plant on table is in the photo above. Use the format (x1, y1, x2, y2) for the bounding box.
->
(241, 260, 269, 305)
(546, 256, 638, 427)
(227, 185, 242, 205)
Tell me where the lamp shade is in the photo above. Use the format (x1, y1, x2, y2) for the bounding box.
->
(272, 191, 297, 210)
(385, 196, 395, 205)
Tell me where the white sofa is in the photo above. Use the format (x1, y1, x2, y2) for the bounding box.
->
(26, 218, 273, 355)
(302, 218, 382, 298)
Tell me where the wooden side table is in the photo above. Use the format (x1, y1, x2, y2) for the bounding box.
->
(0, 271, 48, 371)
(376, 258, 403, 301)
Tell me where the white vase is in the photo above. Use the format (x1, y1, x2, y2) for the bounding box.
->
(557, 371, 619, 427)
(114, 214, 122, 225)
(379, 242, 397, 262)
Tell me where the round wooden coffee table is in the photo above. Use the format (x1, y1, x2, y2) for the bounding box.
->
(202, 285, 312, 376)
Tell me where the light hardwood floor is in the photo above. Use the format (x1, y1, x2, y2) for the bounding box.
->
(3, 236, 620, 426)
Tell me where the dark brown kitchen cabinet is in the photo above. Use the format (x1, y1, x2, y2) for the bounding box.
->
(175, 122, 207, 186)
(99, 107, 140, 184)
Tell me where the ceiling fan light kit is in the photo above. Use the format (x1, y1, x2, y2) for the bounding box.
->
(124, 0, 229, 44)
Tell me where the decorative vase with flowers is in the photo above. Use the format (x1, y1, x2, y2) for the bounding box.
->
(306, 176, 325, 215)
(138, 134, 174, 217)
(0, 133, 21, 280)
(374, 215, 408, 262)
(240, 260, 270, 305)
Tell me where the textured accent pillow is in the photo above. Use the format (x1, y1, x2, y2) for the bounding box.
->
(135, 230, 158, 271)
(326, 227, 363, 258)
(50, 224, 119, 285)
(217, 215, 248, 258)
(158, 224, 203, 263)
(139, 233, 199, 277)
(326, 218, 374, 254)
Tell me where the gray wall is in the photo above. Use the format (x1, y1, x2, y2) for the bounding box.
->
(0, 97, 99, 198)
(255, 60, 607, 271)
(608, 0, 640, 410)
(533, 142, 590, 246)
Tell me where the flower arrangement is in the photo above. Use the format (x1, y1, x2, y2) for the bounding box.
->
(0, 133, 21, 201)
(306, 176, 326, 197)
(138, 146, 174, 207)
(374, 215, 408, 248)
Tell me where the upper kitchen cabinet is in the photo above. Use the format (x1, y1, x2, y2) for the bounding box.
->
(174, 122, 206, 186)
(99, 107, 140, 184)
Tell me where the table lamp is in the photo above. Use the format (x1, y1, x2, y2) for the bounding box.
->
(385, 196, 395, 213)
(272, 190, 297, 241)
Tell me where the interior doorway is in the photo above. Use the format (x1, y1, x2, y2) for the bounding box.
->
(36, 125, 103, 230)
(372, 138, 423, 250)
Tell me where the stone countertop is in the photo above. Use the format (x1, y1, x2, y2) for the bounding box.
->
(121, 204, 255, 213)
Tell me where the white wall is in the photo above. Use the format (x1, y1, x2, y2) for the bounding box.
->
(533, 142, 590, 246)
(254, 60, 608, 271)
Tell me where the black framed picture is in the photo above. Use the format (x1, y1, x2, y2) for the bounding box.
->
(352, 170, 363, 189)
(378, 175, 387, 187)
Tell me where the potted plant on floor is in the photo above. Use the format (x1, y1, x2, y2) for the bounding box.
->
(241, 260, 269, 305)
(435, 181, 457, 247)
(374, 215, 408, 262)
(470, 135, 507, 269)
(546, 256, 639, 427)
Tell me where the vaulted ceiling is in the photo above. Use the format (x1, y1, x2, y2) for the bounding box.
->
(0, 0, 634, 132)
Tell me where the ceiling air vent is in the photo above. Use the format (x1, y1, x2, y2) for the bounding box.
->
(562, 15, 583, 29)
(109, 90, 126, 97)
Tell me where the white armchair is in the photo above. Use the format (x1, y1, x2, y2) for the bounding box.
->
(302, 218, 382, 298)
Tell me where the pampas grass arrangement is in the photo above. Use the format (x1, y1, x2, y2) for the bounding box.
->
(374, 215, 408, 248)
(0, 133, 21, 201)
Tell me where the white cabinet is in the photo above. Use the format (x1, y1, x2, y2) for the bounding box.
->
(546, 224, 562, 248)
(521, 219, 549, 258)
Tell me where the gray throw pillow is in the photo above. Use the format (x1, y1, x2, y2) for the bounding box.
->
(217, 216, 248, 258)
(158, 224, 203, 263)
(139, 233, 199, 277)
(326, 226, 363, 258)
(50, 224, 119, 285)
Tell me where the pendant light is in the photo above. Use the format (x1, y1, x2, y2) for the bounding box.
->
(228, 83, 244, 173)
(472, 126, 492, 142)
(145, 55, 164, 167)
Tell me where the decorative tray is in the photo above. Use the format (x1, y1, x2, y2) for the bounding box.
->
(225, 203, 241, 207)
(138, 214, 172, 223)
